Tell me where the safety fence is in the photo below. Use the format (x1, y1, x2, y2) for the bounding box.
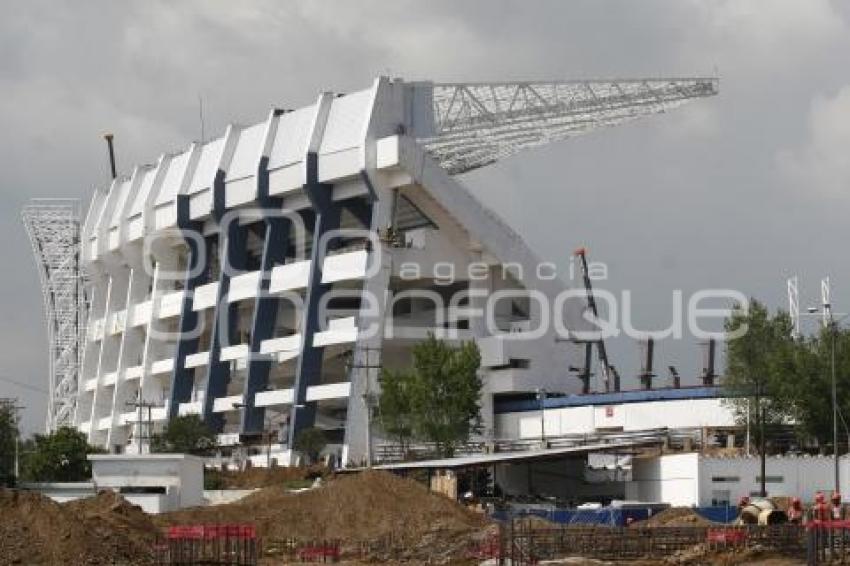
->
(154, 524, 259, 565)
(491, 504, 739, 527)
(262, 538, 342, 563)
(807, 520, 850, 564)
(498, 523, 806, 565)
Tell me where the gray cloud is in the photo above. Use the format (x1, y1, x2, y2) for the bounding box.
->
(2, 0, 849, 433)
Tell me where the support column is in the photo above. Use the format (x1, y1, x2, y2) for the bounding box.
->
(200, 217, 249, 431)
(241, 215, 290, 433)
(470, 259, 494, 441)
(287, 155, 342, 447)
(341, 173, 392, 467)
(167, 197, 208, 420)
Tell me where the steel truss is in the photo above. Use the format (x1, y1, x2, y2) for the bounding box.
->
(421, 77, 719, 174)
(21, 199, 84, 431)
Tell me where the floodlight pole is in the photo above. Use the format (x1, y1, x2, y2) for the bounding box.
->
(832, 319, 839, 494)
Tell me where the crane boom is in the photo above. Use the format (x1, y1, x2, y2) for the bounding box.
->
(574, 247, 616, 392)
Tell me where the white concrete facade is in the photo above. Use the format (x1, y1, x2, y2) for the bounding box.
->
(74, 76, 716, 467)
(76, 78, 592, 465)
(496, 394, 737, 440)
(89, 453, 204, 513)
(627, 453, 850, 506)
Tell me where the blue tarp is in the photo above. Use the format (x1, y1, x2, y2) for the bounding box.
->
(493, 505, 739, 526)
(694, 505, 739, 524)
(491, 507, 653, 526)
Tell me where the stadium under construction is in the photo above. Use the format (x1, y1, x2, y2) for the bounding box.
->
(22, 75, 726, 468)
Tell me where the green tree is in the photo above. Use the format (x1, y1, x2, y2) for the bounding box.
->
(723, 301, 800, 444)
(21, 427, 101, 482)
(377, 366, 414, 452)
(294, 427, 327, 464)
(0, 400, 20, 486)
(379, 334, 482, 457)
(722, 299, 850, 450)
(151, 415, 215, 455)
(801, 325, 850, 444)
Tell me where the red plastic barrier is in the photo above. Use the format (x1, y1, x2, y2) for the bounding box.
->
(167, 523, 258, 540)
(297, 543, 340, 561)
(706, 528, 747, 544)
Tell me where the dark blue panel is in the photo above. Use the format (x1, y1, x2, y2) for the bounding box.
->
(695, 505, 738, 523)
(200, 218, 249, 432)
(494, 385, 729, 414)
(287, 152, 342, 446)
(167, 195, 208, 420)
(241, 215, 290, 434)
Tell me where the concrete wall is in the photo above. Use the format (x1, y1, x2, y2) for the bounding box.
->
(20, 482, 96, 503)
(627, 453, 700, 506)
(124, 492, 169, 514)
(628, 454, 850, 506)
(90, 454, 204, 511)
(203, 489, 258, 506)
(497, 398, 736, 440)
(699, 456, 838, 505)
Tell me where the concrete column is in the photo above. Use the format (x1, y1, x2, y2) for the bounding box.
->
(167, 197, 209, 420)
(241, 216, 290, 433)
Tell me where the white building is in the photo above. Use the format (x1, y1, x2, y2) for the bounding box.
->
(495, 386, 737, 441)
(89, 453, 204, 513)
(627, 453, 850, 506)
(72, 75, 717, 466)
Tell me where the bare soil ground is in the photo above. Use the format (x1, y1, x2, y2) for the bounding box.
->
(0, 478, 807, 565)
(207, 464, 328, 489)
(159, 469, 491, 562)
(639, 506, 716, 527)
(0, 488, 157, 565)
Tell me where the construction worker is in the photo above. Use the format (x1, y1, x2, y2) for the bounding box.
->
(788, 497, 804, 524)
(811, 491, 830, 523)
(831, 492, 844, 521)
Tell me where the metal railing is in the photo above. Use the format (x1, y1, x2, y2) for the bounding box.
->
(374, 427, 701, 463)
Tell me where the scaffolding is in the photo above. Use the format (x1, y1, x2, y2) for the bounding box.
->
(21, 199, 84, 431)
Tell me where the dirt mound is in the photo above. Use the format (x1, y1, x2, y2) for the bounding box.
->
(159, 469, 489, 544)
(0, 488, 155, 565)
(65, 490, 159, 542)
(207, 464, 328, 489)
(640, 507, 715, 527)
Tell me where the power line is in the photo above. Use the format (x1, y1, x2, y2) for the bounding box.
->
(0, 375, 48, 394)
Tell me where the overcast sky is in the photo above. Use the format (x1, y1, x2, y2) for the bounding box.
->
(3, 1, 850, 434)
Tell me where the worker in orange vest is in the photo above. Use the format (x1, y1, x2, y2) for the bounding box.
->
(812, 492, 831, 522)
(831, 492, 844, 521)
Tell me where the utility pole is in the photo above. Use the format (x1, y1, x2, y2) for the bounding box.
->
(536, 388, 547, 446)
(821, 277, 839, 495)
(125, 399, 162, 454)
(349, 347, 382, 467)
(757, 377, 766, 498)
(831, 318, 839, 494)
(0, 400, 24, 483)
(803, 277, 845, 496)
